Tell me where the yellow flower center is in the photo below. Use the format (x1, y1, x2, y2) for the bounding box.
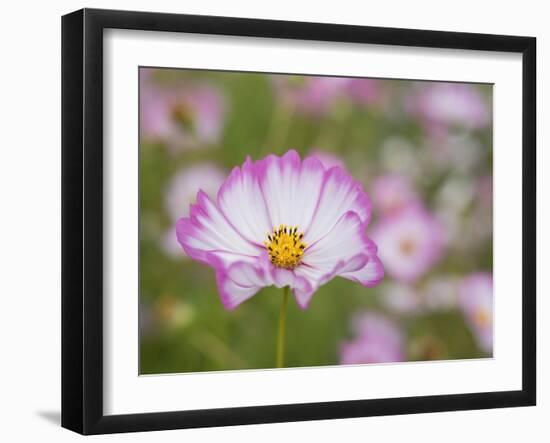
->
(264, 224, 307, 270)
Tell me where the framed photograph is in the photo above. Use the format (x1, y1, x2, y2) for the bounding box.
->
(62, 8, 536, 435)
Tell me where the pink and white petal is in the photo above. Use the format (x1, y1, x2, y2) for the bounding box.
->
(257, 150, 325, 231)
(341, 254, 384, 287)
(303, 211, 372, 271)
(226, 260, 270, 288)
(232, 251, 313, 295)
(318, 254, 370, 286)
(289, 155, 326, 230)
(293, 254, 368, 309)
(296, 211, 383, 294)
(293, 286, 316, 310)
(295, 253, 367, 287)
(305, 167, 372, 243)
(208, 256, 266, 310)
(269, 267, 312, 295)
(293, 264, 326, 284)
(206, 250, 258, 268)
(176, 190, 260, 259)
(217, 157, 272, 245)
(212, 253, 315, 310)
(216, 271, 262, 310)
(255, 254, 315, 309)
(257, 150, 301, 227)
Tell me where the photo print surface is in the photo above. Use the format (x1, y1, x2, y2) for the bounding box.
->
(139, 67, 493, 375)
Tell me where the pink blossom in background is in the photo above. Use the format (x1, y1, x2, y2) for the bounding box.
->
(161, 164, 226, 258)
(309, 149, 347, 170)
(186, 87, 226, 144)
(160, 228, 185, 258)
(165, 164, 227, 222)
(273, 75, 384, 114)
(176, 150, 384, 310)
(371, 205, 445, 283)
(272, 75, 348, 116)
(140, 71, 226, 150)
(340, 313, 404, 364)
(458, 273, 493, 353)
(371, 174, 421, 217)
(407, 82, 490, 131)
(345, 78, 382, 106)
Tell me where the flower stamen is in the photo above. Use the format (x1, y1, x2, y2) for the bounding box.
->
(264, 224, 307, 269)
(399, 238, 416, 256)
(171, 103, 195, 131)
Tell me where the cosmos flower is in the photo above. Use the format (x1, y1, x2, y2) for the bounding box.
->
(407, 82, 490, 131)
(161, 164, 226, 258)
(140, 71, 226, 150)
(340, 313, 404, 364)
(176, 150, 384, 309)
(371, 174, 421, 217)
(458, 273, 493, 353)
(272, 75, 348, 116)
(371, 205, 444, 283)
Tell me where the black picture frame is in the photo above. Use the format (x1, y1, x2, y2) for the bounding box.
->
(62, 8, 537, 435)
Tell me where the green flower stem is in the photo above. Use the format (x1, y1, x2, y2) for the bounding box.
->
(276, 286, 290, 368)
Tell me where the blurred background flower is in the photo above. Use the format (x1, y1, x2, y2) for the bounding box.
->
(271, 75, 349, 116)
(140, 71, 226, 151)
(371, 206, 444, 283)
(340, 313, 405, 364)
(160, 163, 226, 258)
(139, 67, 493, 374)
(458, 273, 493, 353)
(345, 78, 384, 107)
(406, 82, 490, 132)
(371, 174, 421, 217)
